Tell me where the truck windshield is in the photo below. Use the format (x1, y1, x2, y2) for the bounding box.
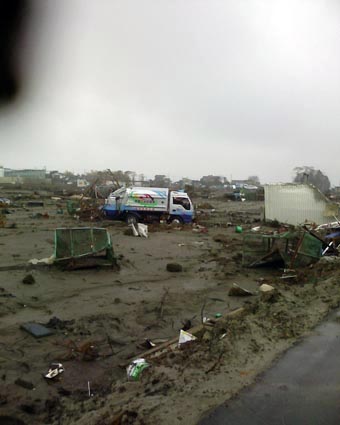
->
(173, 197, 191, 210)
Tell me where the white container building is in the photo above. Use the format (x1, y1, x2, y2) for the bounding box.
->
(264, 184, 339, 226)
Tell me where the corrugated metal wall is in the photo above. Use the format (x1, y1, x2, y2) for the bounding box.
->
(264, 184, 338, 225)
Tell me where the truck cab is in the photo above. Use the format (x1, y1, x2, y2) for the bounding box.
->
(169, 191, 193, 224)
(105, 187, 125, 219)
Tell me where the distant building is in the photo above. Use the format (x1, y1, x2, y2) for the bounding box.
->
(231, 179, 249, 188)
(5, 168, 46, 179)
(0, 176, 22, 184)
(200, 175, 225, 187)
(151, 175, 171, 187)
(191, 180, 201, 188)
(77, 179, 90, 188)
(0, 165, 4, 177)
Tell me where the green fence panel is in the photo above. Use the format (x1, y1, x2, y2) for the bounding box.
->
(54, 227, 112, 260)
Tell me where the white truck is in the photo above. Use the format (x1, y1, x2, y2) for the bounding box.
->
(102, 187, 194, 224)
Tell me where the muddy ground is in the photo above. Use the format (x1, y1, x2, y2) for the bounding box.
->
(1, 192, 340, 425)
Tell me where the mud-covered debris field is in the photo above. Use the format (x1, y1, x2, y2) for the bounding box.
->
(1, 193, 340, 425)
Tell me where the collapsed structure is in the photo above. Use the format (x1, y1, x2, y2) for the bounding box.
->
(243, 229, 323, 268)
(243, 183, 340, 268)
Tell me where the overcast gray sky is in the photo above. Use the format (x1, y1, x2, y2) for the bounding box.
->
(1, 0, 340, 184)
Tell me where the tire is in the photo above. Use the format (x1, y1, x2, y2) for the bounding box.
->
(170, 216, 183, 225)
(126, 214, 138, 225)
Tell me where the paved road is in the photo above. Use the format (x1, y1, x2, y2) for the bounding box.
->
(199, 312, 340, 425)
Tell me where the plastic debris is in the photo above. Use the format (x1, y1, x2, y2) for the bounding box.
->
(145, 339, 156, 348)
(259, 284, 274, 292)
(127, 358, 150, 381)
(28, 255, 55, 265)
(88, 381, 93, 397)
(178, 329, 197, 346)
(138, 338, 156, 349)
(44, 363, 64, 379)
(228, 283, 254, 297)
(280, 269, 298, 280)
(130, 223, 148, 238)
(130, 223, 139, 236)
(251, 226, 261, 232)
(316, 221, 340, 231)
(137, 223, 148, 238)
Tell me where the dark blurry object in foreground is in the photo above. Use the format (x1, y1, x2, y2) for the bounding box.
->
(0, 0, 29, 103)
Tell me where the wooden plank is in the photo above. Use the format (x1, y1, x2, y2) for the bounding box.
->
(131, 307, 245, 361)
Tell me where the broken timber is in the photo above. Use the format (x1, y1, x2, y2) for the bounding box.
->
(131, 307, 245, 363)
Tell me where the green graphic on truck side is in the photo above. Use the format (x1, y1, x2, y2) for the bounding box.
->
(128, 193, 158, 207)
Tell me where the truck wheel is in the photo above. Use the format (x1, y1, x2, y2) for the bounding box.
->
(170, 216, 183, 225)
(126, 214, 138, 226)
